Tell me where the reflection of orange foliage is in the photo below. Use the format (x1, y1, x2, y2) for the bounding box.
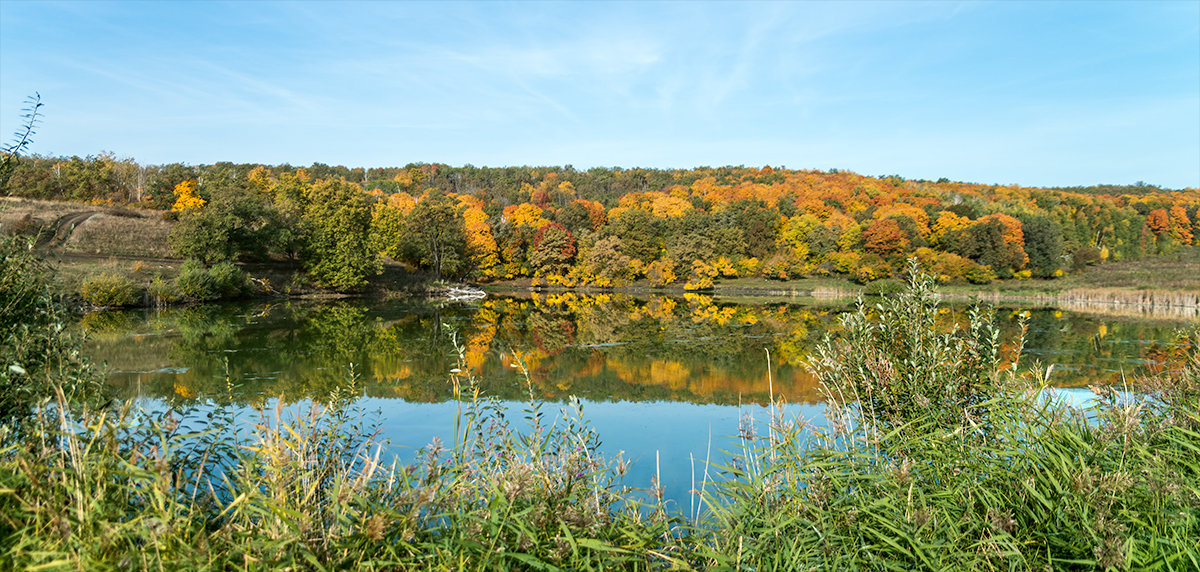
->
(608, 359, 643, 386)
(173, 382, 196, 399)
(502, 349, 545, 373)
(464, 328, 495, 372)
(372, 356, 413, 381)
(640, 296, 678, 321)
(649, 360, 691, 390)
(576, 352, 607, 378)
(689, 298, 736, 324)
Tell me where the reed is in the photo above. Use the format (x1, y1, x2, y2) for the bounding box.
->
(693, 260, 1200, 570)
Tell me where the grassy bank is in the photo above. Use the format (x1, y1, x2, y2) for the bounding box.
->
(3, 238, 1198, 569)
(1, 198, 440, 307)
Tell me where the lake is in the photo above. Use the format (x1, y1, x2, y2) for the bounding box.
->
(81, 292, 1193, 511)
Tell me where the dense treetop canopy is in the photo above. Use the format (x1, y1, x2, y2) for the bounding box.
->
(4, 156, 1198, 289)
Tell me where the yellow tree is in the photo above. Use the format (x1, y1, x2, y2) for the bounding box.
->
(247, 165, 273, 194)
(931, 211, 971, 247)
(1169, 205, 1194, 245)
(171, 180, 205, 213)
(459, 196, 501, 279)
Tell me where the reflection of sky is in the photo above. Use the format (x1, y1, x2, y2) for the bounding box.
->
(126, 387, 1148, 516)
(132, 396, 829, 515)
(368, 397, 829, 514)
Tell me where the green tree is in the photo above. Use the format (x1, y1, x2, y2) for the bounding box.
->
(722, 199, 780, 259)
(604, 208, 661, 263)
(401, 190, 471, 281)
(578, 236, 634, 286)
(943, 220, 1026, 276)
(302, 179, 380, 290)
(529, 222, 576, 276)
(268, 172, 311, 261)
(168, 175, 274, 264)
(1018, 214, 1064, 278)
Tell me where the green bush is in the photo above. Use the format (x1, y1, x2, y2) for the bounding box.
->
(78, 273, 141, 307)
(0, 235, 103, 435)
(701, 258, 1200, 569)
(147, 274, 181, 306)
(862, 277, 905, 295)
(174, 259, 220, 301)
(963, 263, 997, 284)
(209, 261, 249, 299)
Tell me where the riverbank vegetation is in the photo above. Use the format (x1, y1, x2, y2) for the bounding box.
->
(3, 156, 1199, 302)
(3, 237, 1197, 569)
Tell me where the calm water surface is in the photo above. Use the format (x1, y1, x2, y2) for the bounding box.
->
(81, 292, 1193, 510)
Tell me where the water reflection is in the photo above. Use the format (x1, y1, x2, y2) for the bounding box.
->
(83, 293, 1193, 406)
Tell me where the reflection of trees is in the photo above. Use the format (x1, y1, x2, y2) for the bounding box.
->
(528, 308, 575, 355)
(1011, 309, 1181, 386)
(86, 296, 1181, 406)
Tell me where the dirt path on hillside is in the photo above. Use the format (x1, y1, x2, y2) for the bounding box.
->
(37, 211, 101, 249)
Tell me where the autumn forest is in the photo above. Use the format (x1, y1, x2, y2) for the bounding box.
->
(3, 154, 1198, 291)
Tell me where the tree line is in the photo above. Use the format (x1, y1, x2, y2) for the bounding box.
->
(3, 154, 1198, 291)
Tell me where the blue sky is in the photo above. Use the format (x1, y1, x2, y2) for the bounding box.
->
(2, 1, 1197, 188)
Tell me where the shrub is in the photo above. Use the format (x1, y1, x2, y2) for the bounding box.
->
(645, 258, 677, 287)
(862, 277, 905, 295)
(147, 274, 181, 306)
(174, 259, 220, 301)
(811, 257, 1004, 433)
(703, 258, 1200, 570)
(0, 235, 103, 434)
(209, 261, 249, 299)
(78, 273, 141, 307)
(963, 263, 997, 284)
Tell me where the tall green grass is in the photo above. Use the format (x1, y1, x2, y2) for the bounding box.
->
(696, 260, 1200, 570)
(2, 248, 1197, 570)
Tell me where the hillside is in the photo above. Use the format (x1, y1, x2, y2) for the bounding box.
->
(3, 158, 1199, 297)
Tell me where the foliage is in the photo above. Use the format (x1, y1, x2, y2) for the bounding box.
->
(301, 179, 380, 290)
(645, 258, 678, 287)
(169, 179, 273, 264)
(1018, 213, 1064, 278)
(603, 208, 661, 264)
(174, 259, 221, 301)
(699, 262, 1200, 570)
(78, 273, 141, 307)
(0, 234, 102, 436)
(575, 236, 634, 287)
(209, 261, 250, 299)
(398, 190, 471, 281)
(0, 93, 42, 189)
(6, 153, 1199, 289)
(529, 222, 576, 276)
(169, 179, 205, 213)
(147, 274, 182, 306)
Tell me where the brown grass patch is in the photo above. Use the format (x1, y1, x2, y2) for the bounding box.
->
(61, 213, 172, 258)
